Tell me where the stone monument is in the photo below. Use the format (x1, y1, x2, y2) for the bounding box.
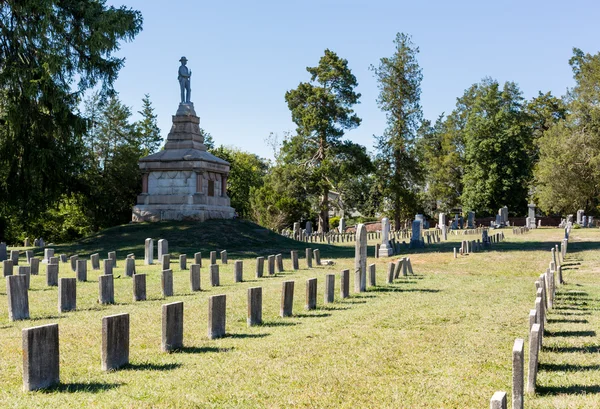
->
(527, 204, 536, 229)
(378, 217, 393, 257)
(132, 57, 235, 222)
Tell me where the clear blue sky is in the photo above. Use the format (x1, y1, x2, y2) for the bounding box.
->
(108, 0, 600, 160)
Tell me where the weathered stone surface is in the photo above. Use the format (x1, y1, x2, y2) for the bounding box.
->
(291, 250, 299, 270)
(354, 224, 367, 292)
(69, 255, 78, 272)
(276, 254, 284, 272)
(280, 281, 295, 317)
(91, 253, 100, 270)
(108, 251, 117, 267)
(42, 248, 54, 264)
(25, 250, 34, 264)
(194, 252, 202, 267)
(179, 254, 187, 271)
(18, 265, 31, 289)
(7, 275, 29, 321)
(76, 259, 87, 282)
(247, 287, 262, 326)
(210, 264, 220, 286)
(387, 262, 394, 284)
(162, 301, 184, 352)
(368, 263, 376, 287)
(393, 259, 402, 279)
(340, 269, 349, 299)
(313, 249, 321, 266)
(220, 250, 228, 264)
(234, 260, 243, 283)
(22, 323, 59, 391)
(490, 391, 507, 409)
(162, 269, 174, 297)
(158, 239, 168, 261)
(325, 274, 335, 303)
(208, 295, 226, 339)
(305, 248, 313, 268)
(256, 256, 264, 278)
(379, 217, 393, 257)
(407, 258, 414, 275)
(190, 264, 201, 291)
(305, 278, 317, 310)
(49, 256, 59, 265)
(268, 255, 275, 275)
(30, 257, 40, 275)
(102, 313, 129, 371)
(513, 338, 524, 409)
(10, 250, 19, 265)
(210, 251, 217, 265)
(527, 324, 541, 393)
(0, 243, 6, 262)
(3, 259, 13, 277)
(46, 263, 59, 286)
(133, 274, 146, 301)
(58, 278, 76, 312)
(125, 258, 135, 277)
(145, 238, 154, 265)
(103, 259, 113, 276)
(162, 254, 170, 271)
(99, 274, 115, 304)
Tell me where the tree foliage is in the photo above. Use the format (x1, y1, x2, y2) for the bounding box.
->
(371, 33, 424, 226)
(284, 49, 364, 232)
(0, 0, 142, 241)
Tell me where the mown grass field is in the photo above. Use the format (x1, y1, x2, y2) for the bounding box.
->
(0, 221, 599, 408)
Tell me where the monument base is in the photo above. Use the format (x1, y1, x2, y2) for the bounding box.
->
(132, 203, 234, 222)
(378, 244, 394, 257)
(409, 239, 424, 249)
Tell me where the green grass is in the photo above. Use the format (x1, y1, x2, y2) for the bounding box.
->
(1, 222, 599, 408)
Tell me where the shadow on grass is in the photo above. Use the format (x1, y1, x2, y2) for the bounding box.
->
(123, 362, 182, 371)
(293, 312, 332, 318)
(537, 384, 600, 395)
(542, 344, 600, 353)
(553, 306, 590, 311)
(553, 311, 592, 316)
(547, 318, 589, 324)
(225, 333, 269, 339)
(369, 287, 441, 294)
(260, 321, 299, 327)
(539, 362, 600, 372)
(178, 346, 232, 354)
(546, 330, 596, 337)
(30, 315, 61, 321)
(338, 299, 367, 305)
(43, 382, 123, 393)
(319, 305, 351, 311)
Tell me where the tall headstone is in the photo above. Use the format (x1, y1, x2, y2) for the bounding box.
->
(190, 264, 201, 291)
(210, 264, 220, 286)
(280, 281, 295, 317)
(22, 323, 60, 391)
(0, 242, 6, 262)
(577, 209, 584, 225)
(3, 259, 13, 277)
(76, 259, 87, 282)
(255, 256, 264, 278)
(467, 211, 475, 229)
(133, 274, 146, 301)
(30, 257, 39, 275)
(512, 338, 524, 409)
(528, 204, 537, 228)
(101, 313, 129, 371)
(46, 263, 58, 286)
(161, 269, 174, 297)
(378, 217, 393, 257)
(158, 239, 168, 261)
(42, 248, 54, 263)
(354, 224, 367, 292)
(234, 260, 243, 282)
(340, 269, 349, 299)
(91, 253, 100, 270)
(58, 278, 76, 312)
(324, 274, 335, 303)
(305, 221, 312, 236)
(162, 301, 184, 352)
(410, 220, 424, 248)
(145, 238, 154, 265)
(7, 275, 29, 320)
(247, 287, 262, 326)
(305, 278, 317, 310)
(207, 295, 226, 339)
(99, 275, 115, 304)
(338, 217, 346, 233)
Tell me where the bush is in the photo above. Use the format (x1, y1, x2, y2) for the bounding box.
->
(329, 216, 341, 230)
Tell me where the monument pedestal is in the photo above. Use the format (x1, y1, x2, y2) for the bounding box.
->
(132, 103, 235, 222)
(378, 243, 393, 257)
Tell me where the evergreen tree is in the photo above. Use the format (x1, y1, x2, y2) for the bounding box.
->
(136, 94, 162, 156)
(371, 33, 424, 227)
(284, 49, 363, 232)
(0, 1, 142, 241)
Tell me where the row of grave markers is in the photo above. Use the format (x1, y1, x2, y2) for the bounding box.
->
(489, 235, 568, 409)
(18, 223, 416, 391)
(453, 232, 506, 258)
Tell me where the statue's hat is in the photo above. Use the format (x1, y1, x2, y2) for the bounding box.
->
(179, 56, 188, 62)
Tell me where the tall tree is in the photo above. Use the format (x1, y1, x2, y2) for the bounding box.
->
(535, 48, 600, 214)
(284, 49, 362, 232)
(371, 33, 424, 227)
(458, 79, 533, 215)
(0, 1, 142, 240)
(136, 94, 162, 156)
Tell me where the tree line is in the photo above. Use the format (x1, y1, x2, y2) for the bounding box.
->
(0, 1, 598, 242)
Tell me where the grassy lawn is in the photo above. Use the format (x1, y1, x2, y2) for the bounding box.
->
(0, 222, 599, 408)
